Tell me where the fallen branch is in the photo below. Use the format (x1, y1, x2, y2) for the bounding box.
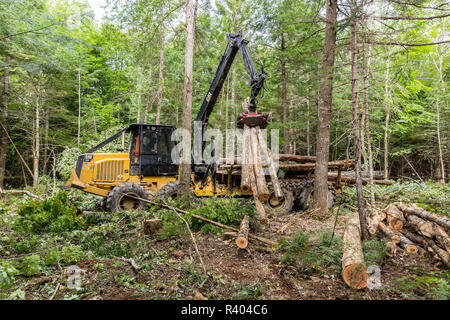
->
(113, 256, 142, 272)
(0, 188, 43, 201)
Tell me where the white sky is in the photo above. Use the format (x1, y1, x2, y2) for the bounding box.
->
(87, 0, 107, 21)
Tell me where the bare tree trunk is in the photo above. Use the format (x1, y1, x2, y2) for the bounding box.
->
(281, 32, 289, 153)
(231, 69, 236, 128)
(43, 103, 49, 175)
(178, 0, 196, 199)
(77, 68, 81, 146)
(383, 48, 392, 180)
(350, 1, 368, 240)
(429, 23, 446, 185)
(306, 74, 311, 156)
(363, 35, 376, 215)
(144, 67, 153, 124)
(33, 71, 43, 190)
(156, 4, 165, 125)
(0, 56, 10, 188)
(313, 0, 337, 216)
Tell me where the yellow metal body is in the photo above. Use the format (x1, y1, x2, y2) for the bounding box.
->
(65, 153, 248, 198)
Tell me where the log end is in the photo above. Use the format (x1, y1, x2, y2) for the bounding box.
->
(236, 237, 248, 249)
(241, 185, 251, 193)
(391, 235, 401, 244)
(406, 244, 419, 255)
(342, 263, 368, 290)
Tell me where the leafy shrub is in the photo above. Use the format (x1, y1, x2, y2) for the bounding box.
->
(0, 263, 19, 289)
(61, 245, 85, 264)
(20, 254, 41, 276)
(44, 248, 61, 265)
(15, 191, 86, 234)
(10, 236, 38, 254)
(363, 240, 388, 266)
(188, 198, 256, 233)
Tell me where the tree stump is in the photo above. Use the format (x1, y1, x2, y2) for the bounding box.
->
(143, 219, 163, 235)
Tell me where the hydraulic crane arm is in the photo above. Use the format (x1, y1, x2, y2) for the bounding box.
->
(194, 33, 267, 130)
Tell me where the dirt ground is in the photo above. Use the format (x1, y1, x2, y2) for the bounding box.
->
(19, 208, 445, 300)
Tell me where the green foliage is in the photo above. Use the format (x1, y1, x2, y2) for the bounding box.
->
(396, 267, 450, 300)
(20, 255, 41, 276)
(188, 198, 256, 234)
(15, 191, 86, 234)
(0, 263, 19, 290)
(231, 284, 263, 300)
(278, 231, 343, 275)
(61, 245, 85, 264)
(44, 248, 61, 266)
(363, 240, 388, 266)
(56, 147, 82, 181)
(9, 236, 38, 254)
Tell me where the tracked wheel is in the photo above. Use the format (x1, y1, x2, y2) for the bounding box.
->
(106, 182, 149, 213)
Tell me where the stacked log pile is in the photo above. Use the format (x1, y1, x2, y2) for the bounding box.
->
(369, 203, 450, 268)
(239, 124, 283, 225)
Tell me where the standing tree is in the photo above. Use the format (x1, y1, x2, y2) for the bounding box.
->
(350, 0, 368, 240)
(178, 0, 196, 199)
(313, 0, 338, 216)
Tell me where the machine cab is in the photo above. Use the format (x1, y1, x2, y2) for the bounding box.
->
(128, 124, 178, 176)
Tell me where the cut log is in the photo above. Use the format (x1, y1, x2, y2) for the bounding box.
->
(249, 127, 270, 201)
(385, 204, 406, 231)
(405, 214, 434, 238)
(249, 167, 267, 224)
(222, 231, 238, 240)
(367, 211, 386, 235)
(256, 127, 283, 200)
(240, 125, 252, 193)
(342, 212, 368, 289)
(378, 222, 419, 254)
(143, 219, 163, 235)
(432, 224, 450, 254)
(403, 226, 450, 267)
(236, 215, 249, 249)
(273, 154, 317, 163)
(399, 203, 450, 231)
(280, 159, 355, 172)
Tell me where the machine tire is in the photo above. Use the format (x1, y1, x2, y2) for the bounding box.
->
(265, 187, 294, 217)
(106, 182, 149, 213)
(154, 182, 180, 201)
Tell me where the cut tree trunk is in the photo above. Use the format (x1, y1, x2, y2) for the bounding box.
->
(256, 127, 282, 199)
(249, 165, 267, 223)
(405, 214, 434, 238)
(236, 215, 249, 249)
(385, 204, 406, 231)
(249, 127, 270, 201)
(274, 154, 317, 163)
(342, 211, 368, 289)
(378, 222, 419, 254)
(240, 124, 251, 192)
(368, 211, 386, 235)
(399, 203, 450, 231)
